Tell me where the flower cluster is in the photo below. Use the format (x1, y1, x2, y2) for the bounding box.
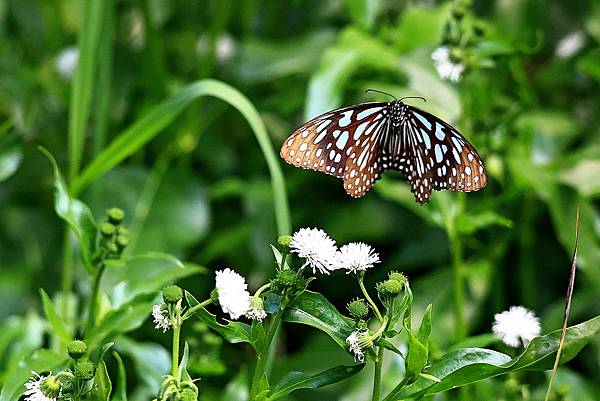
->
(24, 372, 61, 401)
(290, 228, 380, 275)
(432, 46, 464, 82)
(215, 268, 251, 320)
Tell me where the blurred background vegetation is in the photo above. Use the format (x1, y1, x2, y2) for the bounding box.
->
(0, 0, 599, 400)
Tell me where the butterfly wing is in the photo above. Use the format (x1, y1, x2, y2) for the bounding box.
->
(391, 106, 487, 204)
(280, 102, 390, 197)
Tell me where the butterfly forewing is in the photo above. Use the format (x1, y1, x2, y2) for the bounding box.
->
(280, 102, 389, 196)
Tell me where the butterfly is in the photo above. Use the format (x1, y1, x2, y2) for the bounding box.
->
(280, 91, 487, 204)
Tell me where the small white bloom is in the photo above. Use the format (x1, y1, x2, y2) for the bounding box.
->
(245, 307, 267, 321)
(432, 46, 464, 82)
(24, 371, 61, 401)
(555, 31, 586, 59)
(215, 268, 251, 320)
(55, 46, 78, 80)
(493, 305, 541, 347)
(346, 329, 372, 362)
(337, 242, 380, 274)
(215, 33, 236, 64)
(290, 228, 338, 274)
(152, 303, 171, 332)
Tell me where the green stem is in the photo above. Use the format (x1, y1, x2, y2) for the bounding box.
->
(249, 303, 286, 401)
(372, 345, 385, 401)
(171, 321, 181, 378)
(254, 283, 271, 297)
(358, 275, 383, 322)
(61, 228, 74, 317)
(181, 298, 212, 320)
(85, 263, 106, 335)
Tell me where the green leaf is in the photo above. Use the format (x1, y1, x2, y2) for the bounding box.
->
(342, 0, 377, 29)
(267, 364, 365, 401)
(72, 79, 290, 236)
(89, 361, 112, 401)
(0, 349, 66, 401)
(185, 291, 260, 352)
(112, 352, 128, 401)
(115, 336, 169, 392)
(282, 291, 354, 349)
(90, 342, 114, 366)
(384, 315, 600, 400)
(85, 293, 156, 351)
(39, 289, 72, 344)
(379, 338, 404, 358)
(40, 147, 97, 273)
(417, 304, 432, 346)
(403, 316, 428, 378)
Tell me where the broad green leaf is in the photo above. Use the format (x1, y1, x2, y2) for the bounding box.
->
(394, 4, 450, 52)
(72, 79, 290, 235)
(185, 291, 260, 352)
(417, 304, 432, 346)
(267, 364, 365, 401)
(0, 349, 66, 401)
(112, 352, 128, 401)
(89, 361, 112, 401)
(115, 336, 169, 392)
(282, 291, 354, 349)
(39, 289, 72, 344)
(384, 315, 600, 400)
(270, 245, 290, 269)
(85, 293, 156, 351)
(342, 0, 377, 29)
(379, 339, 404, 358)
(40, 147, 97, 273)
(404, 316, 428, 378)
(90, 342, 114, 365)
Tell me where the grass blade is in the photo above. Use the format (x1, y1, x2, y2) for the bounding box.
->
(73, 79, 291, 235)
(543, 206, 580, 401)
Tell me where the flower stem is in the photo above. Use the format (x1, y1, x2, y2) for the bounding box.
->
(85, 262, 106, 336)
(171, 321, 181, 378)
(249, 302, 285, 401)
(61, 228, 74, 317)
(254, 283, 271, 297)
(372, 345, 385, 401)
(358, 275, 383, 322)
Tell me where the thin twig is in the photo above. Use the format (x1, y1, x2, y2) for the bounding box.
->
(543, 206, 580, 401)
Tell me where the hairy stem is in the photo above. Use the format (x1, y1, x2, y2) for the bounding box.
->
(372, 345, 385, 401)
(358, 275, 383, 322)
(171, 321, 181, 378)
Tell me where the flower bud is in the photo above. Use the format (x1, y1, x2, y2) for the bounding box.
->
(450, 47, 463, 63)
(277, 268, 296, 286)
(356, 319, 368, 330)
(67, 340, 87, 359)
(75, 359, 96, 380)
(346, 299, 369, 319)
(107, 207, 125, 225)
(377, 279, 403, 298)
(39, 375, 62, 399)
(107, 242, 119, 254)
(116, 234, 130, 250)
(245, 295, 267, 321)
(388, 271, 408, 288)
(277, 235, 293, 253)
(180, 387, 198, 401)
(99, 222, 116, 237)
(452, 6, 465, 20)
(163, 285, 183, 304)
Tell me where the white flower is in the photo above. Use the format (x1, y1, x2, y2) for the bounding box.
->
(195, 33, 237, 64)
(245, 307, 267, 321)
(337, 242, 380, 274)
(432, 46, 464, 82)
(24, 371, 61, 401)
(55, 46, 78, 80)
(346, 329, 372, 362)
(555, 31, 586, 58)
(215, 268, 251, 320)
(290, 228, 338, 274)
(152, 303, 171, 332)
(492, 306, 541, 347)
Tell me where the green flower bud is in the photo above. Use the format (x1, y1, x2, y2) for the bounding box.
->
(376, 279, 403, 298)
(75, 359, 96, 380)
(163, 285, 183, 304)
(67, 340, 87, 359)
(180, 387, 197, 401)
(39, 375, 62, 399)
(116, 234, 130, 249)
(356, 319, 368, 330)
(346, 298, 369, 319)
(452, 6, 465, 20)
(388, 271, 408, 288)
(107, 242, 119, 254)
(117, 226, 129, 236)
(277, 235, 293, 253)
(277, 269, 296, 286)
(107, 207, 125, 225)
(450, 47, 463, 64)
(99, 222, 116, 237)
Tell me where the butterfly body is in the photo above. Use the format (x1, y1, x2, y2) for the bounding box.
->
(280, 99, 487, 204)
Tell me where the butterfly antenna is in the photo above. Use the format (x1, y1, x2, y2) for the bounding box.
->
(399, 95, 427, 103)
(365, 89, 397, 100)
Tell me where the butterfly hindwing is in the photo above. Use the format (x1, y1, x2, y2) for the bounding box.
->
(280, 102, 389, 196)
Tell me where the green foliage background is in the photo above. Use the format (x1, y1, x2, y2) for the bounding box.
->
(0, 0, 599, 400)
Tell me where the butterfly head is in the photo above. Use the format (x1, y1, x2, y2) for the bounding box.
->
(390, 100, 411, 128)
